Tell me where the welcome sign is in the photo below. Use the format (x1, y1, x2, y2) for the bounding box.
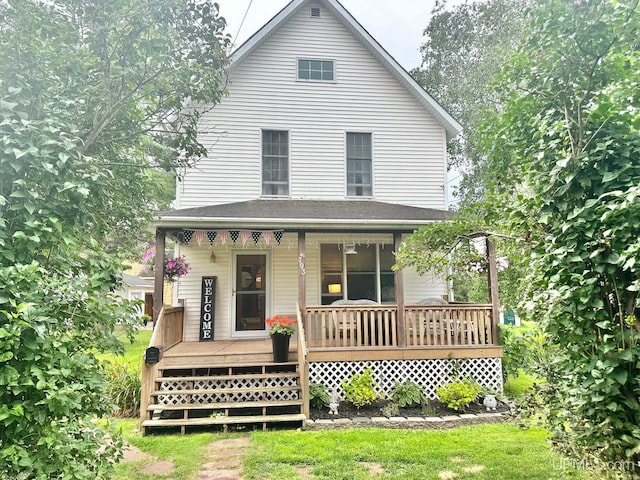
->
(199, 276, 216, 341)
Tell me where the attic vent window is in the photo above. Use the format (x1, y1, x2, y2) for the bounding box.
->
(297, 59, 334, 81)
(310, 7, 321, 17)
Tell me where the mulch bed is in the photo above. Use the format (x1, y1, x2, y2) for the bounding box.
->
(310, 398, 510, 420)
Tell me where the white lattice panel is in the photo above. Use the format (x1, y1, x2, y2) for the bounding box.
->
(191, 379, 226, 404)
(158, 380, 190, 405)
(309, 358, 503, 400)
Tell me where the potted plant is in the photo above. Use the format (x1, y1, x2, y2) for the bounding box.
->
(266, 314, 297, 363)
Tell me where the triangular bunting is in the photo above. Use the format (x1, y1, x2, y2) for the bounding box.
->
(229, 230, 240, 245)
(263, 231, 272, 246)
(207, 231, 217, 245)
(240, 230, 250, 247)
(219, 230, 228, 246)
(251, 231, 262, 245)
(273, 231, 283, 245)
(183, 229, 194, 245)
(195, 230, 205, 246)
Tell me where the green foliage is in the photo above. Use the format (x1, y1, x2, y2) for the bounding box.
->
(381, 402, 400, 417)
(390, 380, 428, 408)
(412, 0, 527, 205)
(341, 368, 378, 409)
(105, 361, 142, 418)
(436, 379, 482, 412)
(481, 0, 640, 471)
(499, 323, 548, 380)
(0, 0, 228, 477)
(309, 382, 330, 410)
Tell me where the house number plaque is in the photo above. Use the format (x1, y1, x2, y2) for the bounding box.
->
(199, 276, 216, 341)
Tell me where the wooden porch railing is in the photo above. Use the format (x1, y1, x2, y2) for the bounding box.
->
(139, 304, 184, 429)
(296, 304, 309, 419)
(404, 304, 494, 347)
(305, 305, 398, 348)
(304, 304, 497, 349)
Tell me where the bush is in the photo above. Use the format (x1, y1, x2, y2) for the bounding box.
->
(381, 402, 400, 417)
(105, 361, 141, 417)
(436, 379, 481, 411)
(391, 380, 428, 407)
(341, 367, 378, 408)
(309, 382, 330, 410)
(499, 322, 547, 380)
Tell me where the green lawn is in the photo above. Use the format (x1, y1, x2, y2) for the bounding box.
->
(243, 424, 596, 480)
(99, 329, 152, 365)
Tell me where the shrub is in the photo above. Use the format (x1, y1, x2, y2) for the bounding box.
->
(499, 322, 547, 380)
(309, 382, 330, 410)
(391, 380, 427, 407)
(105, 361, 141, 417)
(381, 402, 400, 417)
(436, 379, 481, 411)
(341, 367, 378, 408)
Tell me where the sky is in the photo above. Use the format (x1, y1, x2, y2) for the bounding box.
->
(216, 0, 447, 71)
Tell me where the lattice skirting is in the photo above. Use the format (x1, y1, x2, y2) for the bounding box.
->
(309, 358, 503, 400)
(157, 376, 300, 406)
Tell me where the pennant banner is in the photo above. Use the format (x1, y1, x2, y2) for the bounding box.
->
(207, 231, 217, 245)
(274, 231, 283, 245)
(183, 229, 194, 245)
(219, 230, 228, 246)
(240, 230, 250, 247)
(195, 230, 205, 246)
(229, 230, 240, 245)
(263, 231, 272, 246)
(251, 231, 262, 245)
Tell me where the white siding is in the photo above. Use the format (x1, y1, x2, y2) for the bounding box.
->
(178, 1, 447, 210)
(179, 232, 448, 340)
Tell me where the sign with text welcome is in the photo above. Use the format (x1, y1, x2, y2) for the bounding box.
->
(199, 276, 216, 341)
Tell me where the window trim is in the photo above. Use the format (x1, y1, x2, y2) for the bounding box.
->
(296, 57, 336, 83)
(260, 129, 290, 198)
(345, 131, 374, 198)
(319, 243, 394, 305)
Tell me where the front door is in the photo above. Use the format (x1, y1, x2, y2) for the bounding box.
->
(232, 252, 269, 337)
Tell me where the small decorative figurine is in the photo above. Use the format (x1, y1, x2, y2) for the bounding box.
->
(328, 388, 340, 415)
(483, 394, 497, 411)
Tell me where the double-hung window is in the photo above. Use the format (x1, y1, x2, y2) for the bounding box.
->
(346, 132, 372, 196)
(262, 130, 289, 196)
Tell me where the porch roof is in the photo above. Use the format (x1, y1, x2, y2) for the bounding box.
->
(155, 199, 451, 232)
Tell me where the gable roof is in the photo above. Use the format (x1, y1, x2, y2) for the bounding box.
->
(155, 199, 450, 232)
(229, 0, 462, 142)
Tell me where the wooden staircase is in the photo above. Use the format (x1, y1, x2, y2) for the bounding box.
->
(141, 360, 306, 435)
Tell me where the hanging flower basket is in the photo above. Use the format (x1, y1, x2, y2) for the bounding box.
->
(141, 244, 191, 283)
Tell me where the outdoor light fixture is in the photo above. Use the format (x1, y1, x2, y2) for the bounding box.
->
(328, 283, 342, 294)
(344, 242, 357, 255)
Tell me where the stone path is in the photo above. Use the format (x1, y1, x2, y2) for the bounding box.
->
(120, 436, 250, 479)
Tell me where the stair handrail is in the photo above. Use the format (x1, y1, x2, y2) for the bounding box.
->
(296, 304, 309, 419)
(140, 306, 165, 429)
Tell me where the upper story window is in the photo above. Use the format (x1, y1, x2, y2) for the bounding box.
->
(262, 130, 289, 196)
(346, 132, 372, 197)
(297, 59, 334, 81)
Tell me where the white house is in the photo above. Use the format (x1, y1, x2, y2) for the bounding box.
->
(141, 0, 503, 434)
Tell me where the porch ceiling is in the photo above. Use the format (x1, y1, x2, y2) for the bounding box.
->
(154, 199, 451, 232)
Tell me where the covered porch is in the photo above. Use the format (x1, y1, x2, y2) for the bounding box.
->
(140, 199, 503, 433)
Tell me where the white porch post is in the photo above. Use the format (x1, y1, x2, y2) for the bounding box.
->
(297, 231, 306, 327)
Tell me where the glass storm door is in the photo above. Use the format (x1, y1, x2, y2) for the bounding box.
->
(233, 253, 268, 336)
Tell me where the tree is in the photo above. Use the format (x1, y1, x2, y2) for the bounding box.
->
(412, 0, 527, 206)
(482, 0, 640, 472)
(0, 1, 228, 477)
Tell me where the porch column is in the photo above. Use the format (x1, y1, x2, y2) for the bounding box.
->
(297, 231, 306, 327)
(152, 228, 165, 328)
(486, 237, 500, 344)
(394, 232, 406, 347)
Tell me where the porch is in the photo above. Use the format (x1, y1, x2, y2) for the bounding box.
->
(140, 302, 503, 434)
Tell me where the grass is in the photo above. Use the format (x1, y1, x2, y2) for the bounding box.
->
(243, 424, 597, 480)
(112, 419, 223, 480)
(98, 329, 152, 365)
(504, 370, 537, 399)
